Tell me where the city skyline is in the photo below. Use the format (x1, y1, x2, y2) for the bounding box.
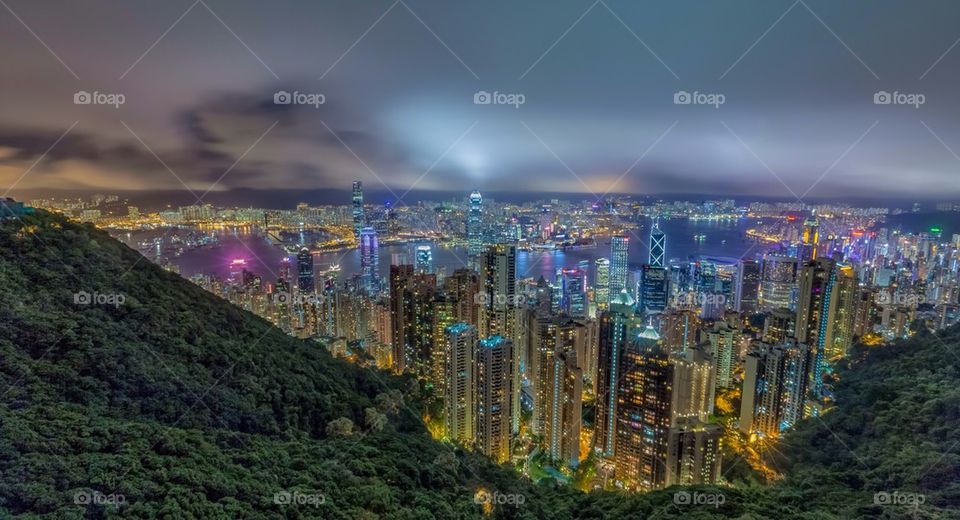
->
(4, 1, 960, 201)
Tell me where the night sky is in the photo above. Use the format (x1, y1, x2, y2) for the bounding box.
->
(2, 0, 960, 202)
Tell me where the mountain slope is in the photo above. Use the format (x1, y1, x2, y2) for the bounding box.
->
(0, 210, 957, 519)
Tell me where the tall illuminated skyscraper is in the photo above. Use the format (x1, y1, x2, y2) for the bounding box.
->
(296, 247, 314, 293)
(802, 214, 820, 260)
(443, 323, 476, 444)
(795, 257, 836, 397)
(475, 335, 514, 464)
(594, 258, 610, 310)
(596, 289, 638, 457)
(639, 264, 669, 314)
(359, 226, 379, 294)
(615, 326, 672, 491)
(735, 259, 761, 313)
(467, 191, 483, 268)
(665, 419, 722, 486)
(649, 219, 666, 267)
(415, 244, 433, 274)
(609, 236, 629, 301)
(739, 339, 812, 436)
(760, 255, 798, 311)
(352, 181, 365, 238)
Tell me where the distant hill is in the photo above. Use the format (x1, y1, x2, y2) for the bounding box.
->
(0, 210, 956, 519)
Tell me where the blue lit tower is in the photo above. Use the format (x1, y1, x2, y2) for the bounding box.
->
(415, 244, 433, 274)
(352, 181, 365, 238)
(609, 235, 630, 301)
(467, 190, 483, 268)
(649, 218, 666, 267)
(359, 226, 380, 294)
(296, 247, 314, 293)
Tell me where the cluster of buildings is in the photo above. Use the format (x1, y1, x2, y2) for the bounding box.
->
(45, 186, 957, 493)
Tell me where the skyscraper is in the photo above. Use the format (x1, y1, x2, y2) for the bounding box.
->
(544, 349, 582, 467)
(639, 264, 669, 314)
(443, 323, 476, 444)
(359, 226, 379, 294)
(739, 339, 812, 436)
(615, 326, 673, 491)
(296, 247, 314, 293)
(558, 268, 587, 317)
(596, 289, 638, 457)
(802, 215, 820, 260)
(389, 264, 436, 374)
(760, 255, 798, 311)
(352, 181, 365, 238)
(665, 419, 723, 486)
(735, 259, 761, 313)
(609, 236, 629, 301)
(479, 244, 520, 434)
(671, 346, 715, 424)
(595, 258, 611, 311)
(649, 219, 666, 267)
(415, 244, 433, 274)
(795, 257, 836, 397)
(467, 191, 483, 268)
(475, 335, 514, 464)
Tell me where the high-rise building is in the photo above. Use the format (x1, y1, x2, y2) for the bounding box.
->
(826, 264, 858, 360)
(558, 268, 588, 317)
(444, 268, 480, 326)
(467, 191, 483, 268)
(596, 290, 639, 457)
(544, 349, 583, 467)
(609, 236, 630, 301)
(705, 321, 738, 390)
(297, 247, 314, 293)
(671, 346, 715, 424)
(665, 419, 723, 486)
(661, 309, 700, 354)
(614, 326, 672, 491)
(352, 181, 365, 238)
(795, 257, 836, 397)
(802, 215, 820, 260)
(735, 259, 761, 313)
(760, 255, 798, 311)
(359, 226, 379, 294)
(431, 295, 457, 395)
(475, 335, 514, 464)
(389, 265, 436, 374)
(639, 264, 669, 314)
(415, 244, 433, 274)
(739, 339, 812, 437)
(649, 219, 666, 267)
(594, 258, 611, 311)
(443, 323, 476, 444)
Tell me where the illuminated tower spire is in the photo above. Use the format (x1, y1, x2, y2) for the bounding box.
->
(649, 218, 666, 267)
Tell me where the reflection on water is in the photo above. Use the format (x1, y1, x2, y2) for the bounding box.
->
(118, 218, 765, 282)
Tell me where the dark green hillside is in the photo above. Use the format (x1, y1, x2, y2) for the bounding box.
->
(0, 210, 957, 519)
